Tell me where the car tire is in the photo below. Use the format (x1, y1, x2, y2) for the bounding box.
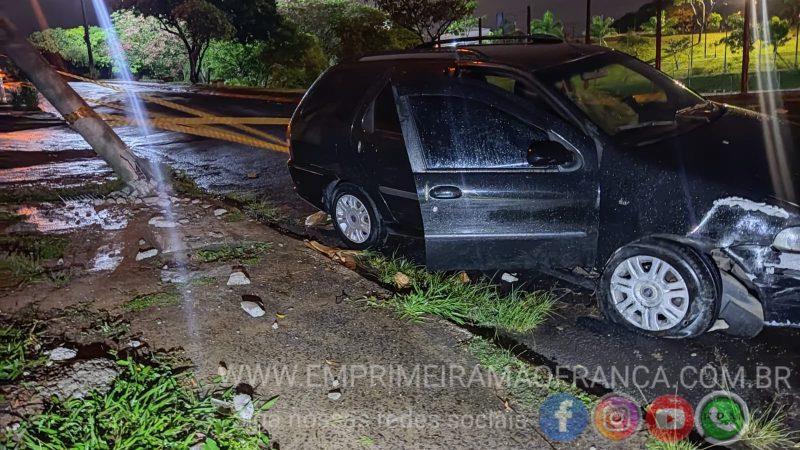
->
(330, 183, 386, 250)
(599, 238, 720, 339)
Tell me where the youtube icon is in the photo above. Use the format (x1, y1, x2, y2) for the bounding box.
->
(645, 395, 695, 442)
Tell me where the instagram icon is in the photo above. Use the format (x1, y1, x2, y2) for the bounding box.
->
(592, 394, 641, 441)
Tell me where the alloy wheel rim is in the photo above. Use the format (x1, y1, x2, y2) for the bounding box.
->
(335, 194, 371, 244)
(610, 255, 690, 331)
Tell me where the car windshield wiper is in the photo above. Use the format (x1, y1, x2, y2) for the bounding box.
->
(616, 120, 677, 132)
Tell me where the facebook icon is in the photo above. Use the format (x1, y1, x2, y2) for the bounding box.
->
(539, 393, 589, 442)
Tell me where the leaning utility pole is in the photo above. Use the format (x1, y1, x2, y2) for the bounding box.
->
(0, 17, 149, 190)
(79, 0, 96, 79)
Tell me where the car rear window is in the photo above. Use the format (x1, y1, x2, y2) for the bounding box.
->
(409, 95, 548, 170)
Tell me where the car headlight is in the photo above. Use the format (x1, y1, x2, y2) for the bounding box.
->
(773, 227, 800, 252)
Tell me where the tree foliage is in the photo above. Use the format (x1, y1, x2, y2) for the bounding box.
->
(530, 11, 564, 39)
(769, 15, 792, 55)
(718, 12, 755, 54)
(373, 0, 475, 43)
(641, 12, 679, 35)
(208, 0, 282, 43)
(118, 0, 234, 83)
(590, 16, 616, 45)
(278, 0, 415, 63)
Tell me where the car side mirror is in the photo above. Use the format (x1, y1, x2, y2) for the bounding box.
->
(527, 140, 575, 168)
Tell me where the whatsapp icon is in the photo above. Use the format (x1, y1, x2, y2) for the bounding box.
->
(695, 391, 750, 444)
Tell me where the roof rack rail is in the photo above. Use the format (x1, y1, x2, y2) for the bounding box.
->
(416, 34, 563, 49)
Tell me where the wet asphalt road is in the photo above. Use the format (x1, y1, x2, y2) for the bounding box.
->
(3, 81, 800, 427)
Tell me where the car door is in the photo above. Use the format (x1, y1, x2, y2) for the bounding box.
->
(354, 81, 421, 230)
(395, 69, 600, 271)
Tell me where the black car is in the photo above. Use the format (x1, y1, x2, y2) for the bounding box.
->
(288, 36, 800, 339)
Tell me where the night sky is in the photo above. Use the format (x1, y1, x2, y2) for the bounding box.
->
(3, 0, 652, 36)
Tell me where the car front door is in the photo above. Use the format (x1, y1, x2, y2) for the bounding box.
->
(396, 70, 600, 271)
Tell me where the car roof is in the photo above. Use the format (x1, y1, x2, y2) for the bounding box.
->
(358, 42, 612, 72)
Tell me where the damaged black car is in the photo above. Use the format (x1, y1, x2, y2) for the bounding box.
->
(287, 36, 800, 340)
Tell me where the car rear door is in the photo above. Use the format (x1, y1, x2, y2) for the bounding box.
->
(395, 68, 600, 271)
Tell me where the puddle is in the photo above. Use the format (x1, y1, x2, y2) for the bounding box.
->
(15, 201, 128, 233)
(0, 159, 112, 185)
(90, 243, 125, 272)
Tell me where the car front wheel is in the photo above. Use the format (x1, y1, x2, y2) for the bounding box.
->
(330, 183, 386, 250)
(599, 239, 719, 339)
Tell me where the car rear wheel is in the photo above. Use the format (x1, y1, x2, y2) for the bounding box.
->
(330, 183, 386, 250)
(599, 239, 719, 339)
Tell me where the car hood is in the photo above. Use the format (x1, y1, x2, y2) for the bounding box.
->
(602, 104, 800, 250)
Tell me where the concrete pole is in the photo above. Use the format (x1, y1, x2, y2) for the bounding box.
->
(0, 17, 148, 188)
(526, 5, 531, 35)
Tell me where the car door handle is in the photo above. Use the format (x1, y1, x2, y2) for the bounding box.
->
(429, 186, 462, 200)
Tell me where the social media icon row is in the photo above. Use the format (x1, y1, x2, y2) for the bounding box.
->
(539, 391, 749, 444)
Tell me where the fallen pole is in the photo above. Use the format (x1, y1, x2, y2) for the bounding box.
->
(0, 17, 150, 191)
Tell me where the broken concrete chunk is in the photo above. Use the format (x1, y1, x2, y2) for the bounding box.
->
(457, 271, 470, 284)
(327, 389, 342, 401)
(148, 216, 178, 228)
(501, 273, 519, 283)
(38, 358, 119, 400)
(393, 272, 411, 289)
(241, 301, 265, 318)
(227, 270, 251, 286)
(46, 346, 77, 361)
(213, 208, 227, 217)
(232, 393, 255, 420)
(305, 211, 331, 227)
(271, 320, 279, 330)
(135, 248, 159, 261)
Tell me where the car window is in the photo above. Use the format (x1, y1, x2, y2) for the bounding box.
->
(459, 68, 560, 119)
(409, 95, 549, 170)
(374, 83, 402, 133)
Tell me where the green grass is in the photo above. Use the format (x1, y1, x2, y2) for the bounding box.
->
(0, 235, 71, 287)
(194, 242, 272, 264)
(12, 358, 275, 449)
(225, 193, 285, 224)
(739, 405, 799, 450)
(468, 337, 596, 408)
(171, 170, 207, 198)
(124, 292, 181, 312)
(603, 30, 800, 92)
(222, 209, 245, 223)
(364, 254, 554, 334)
(644, 439, 700, 450)
(0, 179, 124, 203)
(0, 324, 44, 382)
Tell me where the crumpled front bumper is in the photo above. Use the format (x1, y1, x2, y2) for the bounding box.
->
(724, 245, 800, 326)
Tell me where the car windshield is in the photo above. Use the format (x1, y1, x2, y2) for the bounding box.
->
(537, 53, 715, 139)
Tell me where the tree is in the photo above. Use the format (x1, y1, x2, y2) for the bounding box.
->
(617, 31, 650, 59)
(707, 12, 723, 32)
(279, 0, 415, 63)
(675, 0, 717, 57)
(118, 0, 234, 83)
(719, 12, 755, 55)
(781, 0, 800, 67)
(530, 11, 564, 39)
(642, 12, 678, 36)
(769, 15, 792, 57)
(666, 36, 692, 71)
(207, 0, 282, 43)
(373, 0, 476, 43)
(112, 10, 187, 80)
(590, 15, 615, 46)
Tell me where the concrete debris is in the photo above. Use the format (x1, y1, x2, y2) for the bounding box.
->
(304, 211, 331, 227)
(135, 248, 159, 261)
(213, 208, 228, 217)
(241, 300, 266, 318)
(271, 320, 279, 330)
(393, 272, 411, 289)
(227, 269, 251, 286)
(148, 216, 178, 228)
(457, 271, 470, 284)
(327, 389, 342, 401)
(46, 346, 77, 361)
(501, 273, 519, 283)
(128, 340, 142, 348)
(38, 358, 119, 400)
(232, 393, 255, 420)
(217, 362, 228, 378)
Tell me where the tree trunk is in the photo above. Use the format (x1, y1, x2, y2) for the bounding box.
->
(794, 22, 799, 69)
(188, 50, 199, 84)
(0, 17, 148, 188)
(655, 0, 663, 70)
(79, 0, 96, 79)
